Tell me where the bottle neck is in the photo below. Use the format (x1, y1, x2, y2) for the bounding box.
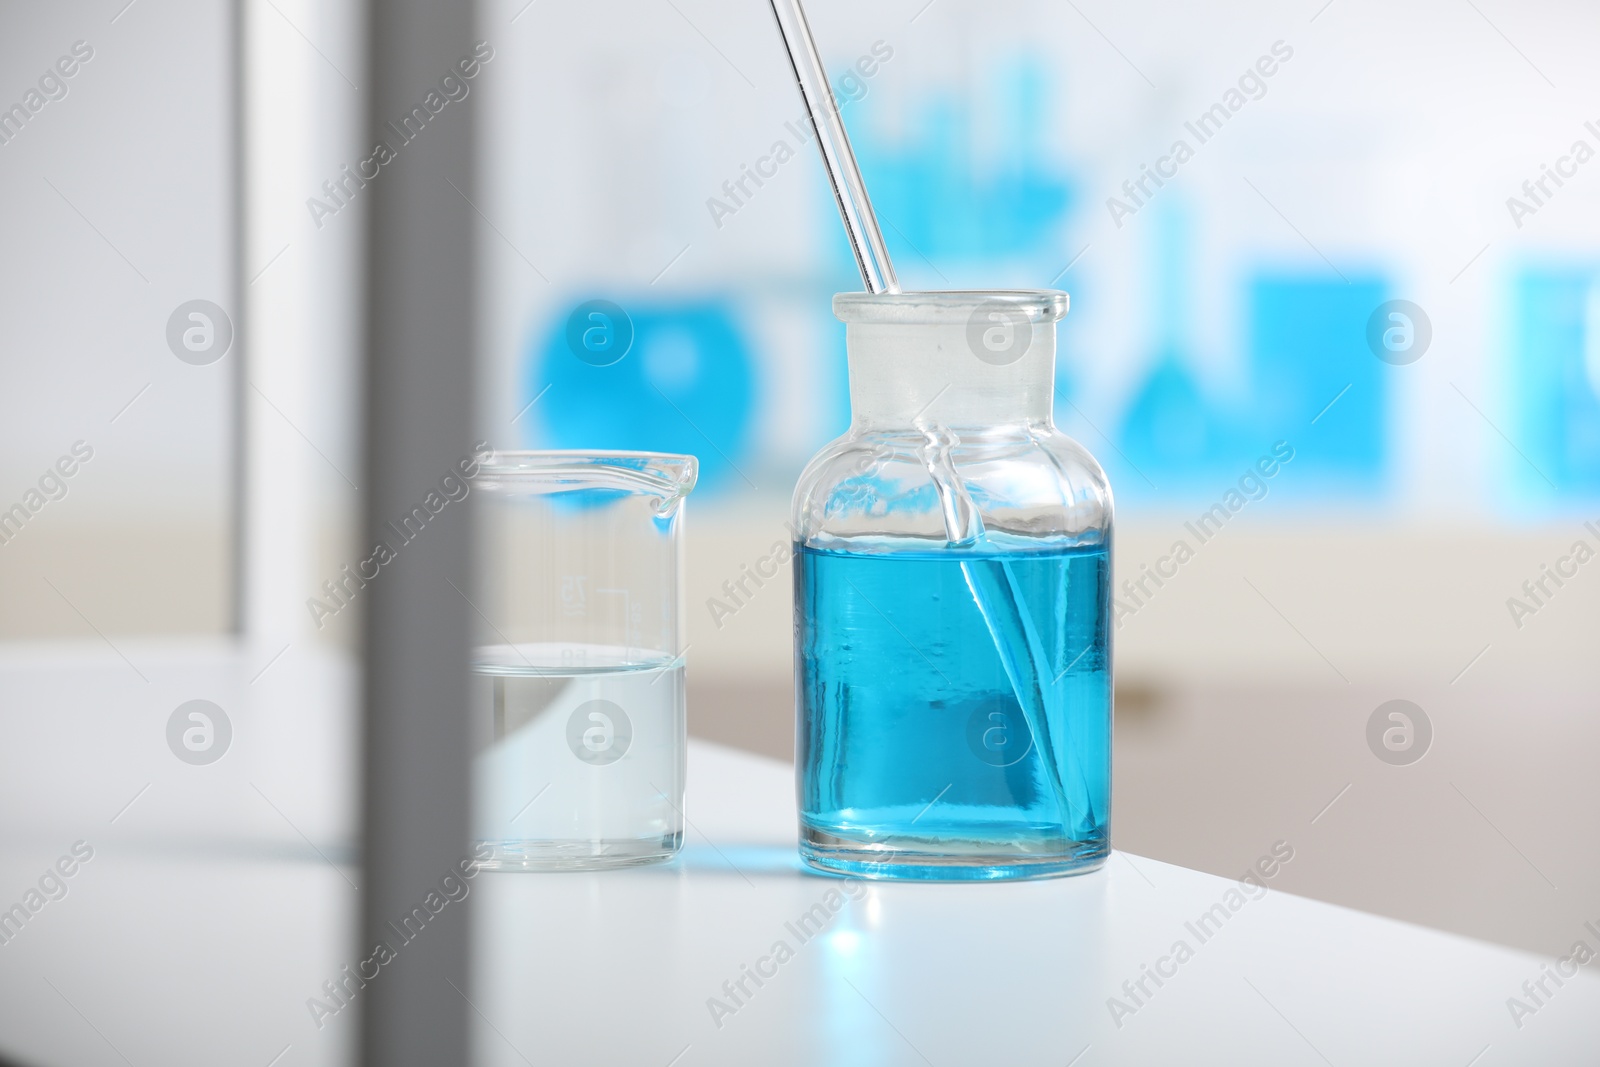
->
(845, 320, 1057, 431)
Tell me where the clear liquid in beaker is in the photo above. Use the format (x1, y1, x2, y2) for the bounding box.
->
(471, 643, 684, 870)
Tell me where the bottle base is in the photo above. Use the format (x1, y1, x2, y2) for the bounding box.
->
(474, 833, 681, 872)
(799, 825, 1108, 882)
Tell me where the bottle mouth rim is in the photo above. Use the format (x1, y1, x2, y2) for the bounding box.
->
(833, 289, 1069, 325)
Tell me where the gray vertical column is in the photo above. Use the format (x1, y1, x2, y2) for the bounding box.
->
(361, 0, 477, 1064)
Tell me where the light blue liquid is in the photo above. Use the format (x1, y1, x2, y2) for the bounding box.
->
(796, 540, 1111, 880)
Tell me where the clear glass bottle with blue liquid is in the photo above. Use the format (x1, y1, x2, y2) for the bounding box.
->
(793, 290, 1112, 880)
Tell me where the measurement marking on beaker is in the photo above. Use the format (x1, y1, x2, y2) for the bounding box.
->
(1309, 782, 1351, 825)
(597, 587, 644, 658)
(562, 575, 588, 617)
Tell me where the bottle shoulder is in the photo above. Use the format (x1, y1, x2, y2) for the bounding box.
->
(791, 425, 1113, 546)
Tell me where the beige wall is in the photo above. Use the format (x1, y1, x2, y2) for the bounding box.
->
(0, 516, 229, 639)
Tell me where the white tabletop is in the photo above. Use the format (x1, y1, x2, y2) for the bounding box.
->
(0, 646, 1596, 1065)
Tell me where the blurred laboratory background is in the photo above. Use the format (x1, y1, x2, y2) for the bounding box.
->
(478, 0, 1600, 957)
(1, 0, 1598, 1058)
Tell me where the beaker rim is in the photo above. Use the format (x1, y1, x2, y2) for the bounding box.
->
(478, 450, 698, 502)
(833, 289, 1069, 325)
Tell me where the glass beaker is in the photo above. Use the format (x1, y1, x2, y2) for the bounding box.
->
(793, 291, 1112, 880)
(470, 450, 696, 870)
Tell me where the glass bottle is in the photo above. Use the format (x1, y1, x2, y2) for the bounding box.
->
(792, 290, 1112, 880)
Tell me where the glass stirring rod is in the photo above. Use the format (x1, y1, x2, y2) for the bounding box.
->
(766, 0, 900, 294)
